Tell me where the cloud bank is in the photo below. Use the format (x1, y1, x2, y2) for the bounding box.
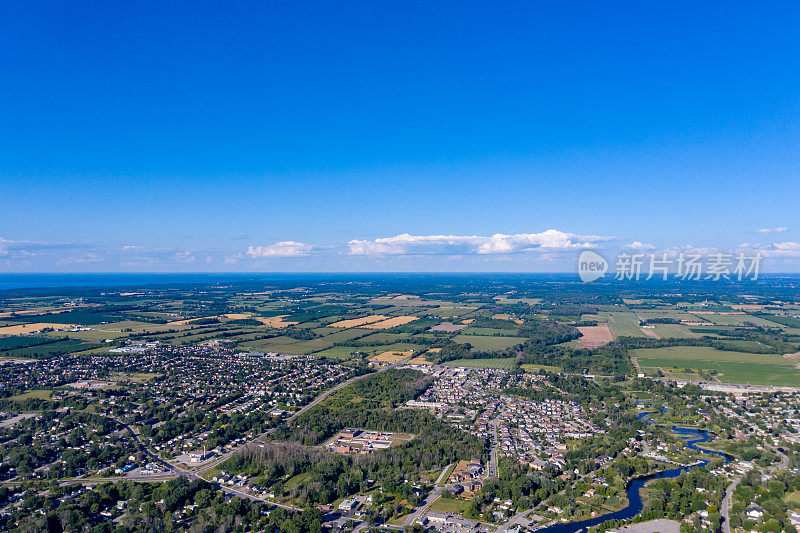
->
(246, 241, 313, 258)
(346, 230, 613, 256)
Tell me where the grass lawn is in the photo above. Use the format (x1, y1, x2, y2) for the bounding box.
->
(785, 491, 800, 505)
(428, 496, 471, 514)
(10, 389, 52, 401)
(443, 357, 517, 370)
(452, 334, 526, 352)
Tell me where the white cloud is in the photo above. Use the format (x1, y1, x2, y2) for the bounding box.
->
(755, 226, 789, 234)
(625, 241, 655, 250)
(739, 241, 800, 257)
(247, 241, 313, 258)
(347, 229, 613, 256)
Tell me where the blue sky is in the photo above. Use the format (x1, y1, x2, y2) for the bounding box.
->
(1, 1, 798, 272)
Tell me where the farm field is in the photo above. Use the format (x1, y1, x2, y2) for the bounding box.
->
(631, 346, 800, 386)
(313, 346, 372, 359)
(693, 313, 785, 328)
(452, 334, 526, 352)
(601, 311, 647, 338)
(576, 324, 613, 348)
(633, 309, 703, 322)
(648, 324, 698, 339)
(461, 327, 520, 336)
(252, 315, 298, 328)
(360, 316, 418, 329)
(442, 357, 517, 370)
(329, 315, 387, 328)
(369, 350, 414, 363)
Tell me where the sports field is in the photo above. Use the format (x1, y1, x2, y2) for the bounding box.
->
(442, 357, 517, 370)
(631, 346, 800, 386)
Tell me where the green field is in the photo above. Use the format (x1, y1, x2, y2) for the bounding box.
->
(0, 339, 89, 358)
(521, 363, 561, 373)
(10, 389, 52, 401)
(452, 334, 526, 352)
(428, 497, 471, 514)
(693, 313, 786, 328)
(632, 346, 800, 386)
(601, 311, 647, 338)
(634, 309, 704, 322)
(461, 327, 520, 336)
(443, 357, 517, 370)
(649, 323, 698, 339)
(313, 346, 373, 359)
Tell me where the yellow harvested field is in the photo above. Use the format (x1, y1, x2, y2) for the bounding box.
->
(253, 315, 298, 328)
(407, 355, 433, 365)
(428, 347, 442, 353)
(0, 307, 75, 318)
(577, 324, 613, 348)
(461, 319, 475, 324)
(370, 350, 414, 362)
(0, 323, 81, 335)
(221, 313, 252, 320)
(492, 314, 523, 324)
(329, 315, 389, 328)
(360, 316, 418, 329)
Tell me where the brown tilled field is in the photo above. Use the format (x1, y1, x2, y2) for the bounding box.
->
(577, 324, 613, 348)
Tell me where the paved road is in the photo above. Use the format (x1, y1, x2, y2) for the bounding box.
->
(721, 475, 741, 533)
(489, 417, 500, 478)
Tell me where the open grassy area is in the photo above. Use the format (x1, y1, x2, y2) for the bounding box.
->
(428, 497, 470, 514)
(313, 346, 372, 359)
(443, 357, 517, 370)
(632, 346, 800, 386)
(452, 334, 526, 352)
(521, 363, 561, 373)
(10, 389, 52, 401)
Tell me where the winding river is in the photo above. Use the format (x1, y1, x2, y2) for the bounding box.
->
(534, 411, 730, 533)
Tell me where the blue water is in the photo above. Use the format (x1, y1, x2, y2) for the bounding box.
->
(536, 412, 727, 532)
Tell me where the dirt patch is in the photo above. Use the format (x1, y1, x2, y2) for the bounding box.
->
(577, 324, 613, 348)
